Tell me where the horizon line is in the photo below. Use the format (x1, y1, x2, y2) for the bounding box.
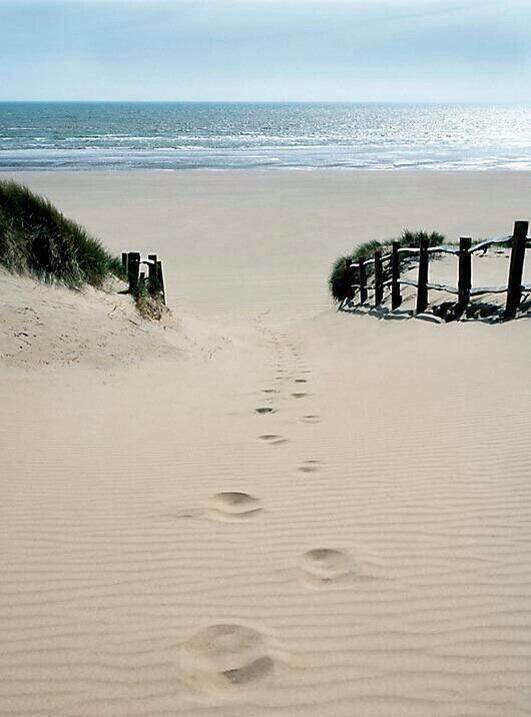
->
(1, 99, 529, 105)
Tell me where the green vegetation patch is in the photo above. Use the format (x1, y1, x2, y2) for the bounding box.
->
(0, 180, 123, 288)
(329, 229, 446, 303)
(131, 276, 167, 321)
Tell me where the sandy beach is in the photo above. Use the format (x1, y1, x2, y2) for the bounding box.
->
(1, 170, 530, 717)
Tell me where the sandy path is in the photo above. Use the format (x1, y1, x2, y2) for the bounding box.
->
(0, 171, 530, 716)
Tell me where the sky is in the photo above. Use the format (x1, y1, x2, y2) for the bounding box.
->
(0, 0, 530, 102)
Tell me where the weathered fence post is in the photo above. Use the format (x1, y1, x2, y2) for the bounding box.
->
(374, 250, 383, 307)
(121, 252, 128, 274)
(156, 260, 166, 305)
(358, 257, 367, 304)
(127, 252, 140, 294)
(391, 241, 402, 310)
(415, 238, 429, 314)
(344, 258, 355, 304)
(457, 236, 472, 317)
(505, 220, 528, 320)
(148, 253, 158, 293)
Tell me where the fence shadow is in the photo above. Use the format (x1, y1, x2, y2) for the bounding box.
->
(339, 304, 411, 322)
(339, 297, 530, 325)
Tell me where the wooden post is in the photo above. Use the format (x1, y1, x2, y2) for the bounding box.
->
(505, 220, 528, 320)
(127, 252, 140, 294)
(457, 236, 472, 317)
(374, 250, 383, 307)
(415, 239, 429, 314)
(391, 241, 402, 310)
(148, 253, 158, 294)
(358, 257, 367, 304)
(121, 252, 128, 274)
(344, 258, 355, 303)
(156, 260, 166, 305)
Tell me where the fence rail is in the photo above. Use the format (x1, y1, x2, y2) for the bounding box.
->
(342, 220, 529, 320)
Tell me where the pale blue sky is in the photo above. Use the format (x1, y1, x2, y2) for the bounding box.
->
(1, 0, 530, 101)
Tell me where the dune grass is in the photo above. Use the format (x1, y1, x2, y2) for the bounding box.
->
(132, 276, 167, 321)
(0, 180, 123, 288)
(329, 229, 446, 303)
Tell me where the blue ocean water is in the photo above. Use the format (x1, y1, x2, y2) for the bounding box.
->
(1, 102, 530, 171)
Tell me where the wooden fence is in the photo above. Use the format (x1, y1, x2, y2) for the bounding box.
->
(342, 220, 530, 321)
(121, 252, 166, 305)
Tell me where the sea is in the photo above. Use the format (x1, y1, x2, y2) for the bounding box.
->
(1, 102, 530, 171)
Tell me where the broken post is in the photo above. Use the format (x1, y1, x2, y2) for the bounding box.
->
(156, 260, 166, 305)
(148, 253, 158, 294)
(127, 252, 140, 295)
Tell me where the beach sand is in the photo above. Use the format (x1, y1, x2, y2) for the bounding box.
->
(0, 170, 530, 716)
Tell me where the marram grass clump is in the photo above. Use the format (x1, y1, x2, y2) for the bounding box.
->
(329, 229, 446, 303)
(0, 180, 123, 288)
(132, 278, 167, 321)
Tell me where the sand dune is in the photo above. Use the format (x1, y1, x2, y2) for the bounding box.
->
(0, 270, 182, 369)
(0, 170, 530, 716)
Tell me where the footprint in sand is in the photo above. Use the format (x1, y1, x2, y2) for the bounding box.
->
(301, 415, 320, 424)
(180, 623, 274, 695)
(300, 548, 355, 587)
(262, 388, 278, 395)
(255, 407, 277, 415)
(291, 392, 309, 399)
(208, 492, 263, 522)
(297, 460, 320, 474)
(294, 379, 307, 384)
(259, 434, 288, 446)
